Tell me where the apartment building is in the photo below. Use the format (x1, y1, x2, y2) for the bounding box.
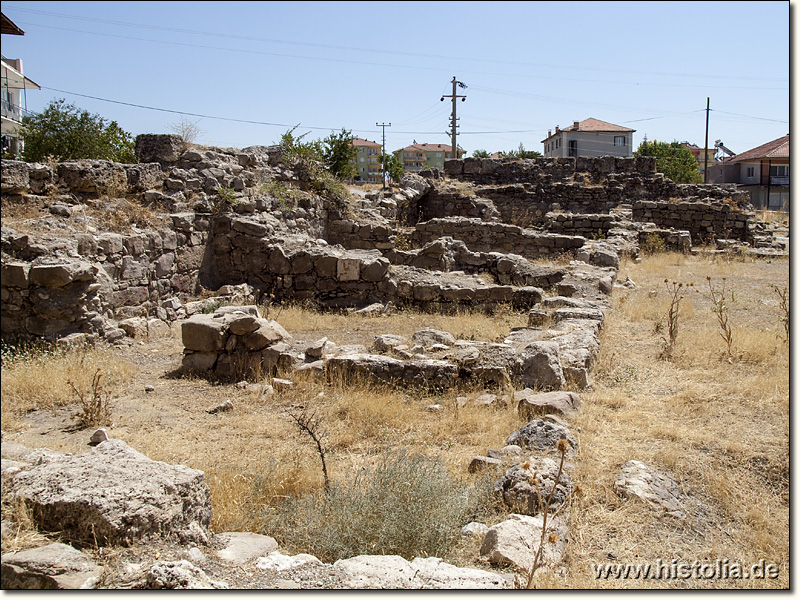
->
(393, 142, 463, 173)
(351, 137, 382, 183)
(1, 13, 40, 156)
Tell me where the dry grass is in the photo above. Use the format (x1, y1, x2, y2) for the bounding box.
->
(565, 252, 789, 589)
(0, 252, 788, 587)
(1, 343, 136, 429)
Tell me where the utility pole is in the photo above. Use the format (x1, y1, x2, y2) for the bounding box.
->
(376, 122, 391, 190)
(703, 97, 710, 183)
(441, 76, 467, 160)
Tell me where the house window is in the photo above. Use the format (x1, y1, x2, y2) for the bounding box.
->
(770, 165, 788, 177)
(746, 166, 755, 178)
(614, 136, 625, 146)
(568, 140, 578, 157)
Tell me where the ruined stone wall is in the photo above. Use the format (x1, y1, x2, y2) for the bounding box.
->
(543, 213, 624, 237)
(438, 157, 752, 233)
(1, 218, 209, 341)
(411, 218, 586, 260)
(632, 199, 755, 243)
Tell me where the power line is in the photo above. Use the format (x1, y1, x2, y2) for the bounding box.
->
(7, 16, 789, 92)
(5, 5, 788, 83)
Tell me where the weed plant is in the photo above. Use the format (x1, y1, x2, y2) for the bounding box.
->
(257, 450, 492, 563)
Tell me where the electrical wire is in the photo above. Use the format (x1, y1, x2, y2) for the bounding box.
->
(5, 5, 788, 84)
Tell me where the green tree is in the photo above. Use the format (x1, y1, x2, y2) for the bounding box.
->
(505, 143, 542, 159)
(471, 149, 490, 158)
(322, 128, 358, 180)
(20, 99, 136, 163)
(279, 124, 324, 165)
(634, 140, 702, 184)
(380, 153, 404, 183)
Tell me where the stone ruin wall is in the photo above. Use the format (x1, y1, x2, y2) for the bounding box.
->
(0, 135, 764, 343)
(437, 156, 756, 243)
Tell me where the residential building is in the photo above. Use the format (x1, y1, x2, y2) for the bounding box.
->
(351, 137, 382, 183)
(1, 13, 40, 157)
(680, 142, 717, 177)
(393, 142, 463, 173)
(541, 118, 635, 159)
(707, 134, 789, 211)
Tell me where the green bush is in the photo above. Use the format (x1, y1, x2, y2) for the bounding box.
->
(258, 450, 491, 562)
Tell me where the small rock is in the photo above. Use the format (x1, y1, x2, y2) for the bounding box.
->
(255, 551, 322, 572)
(207, 400, 233, 415)
(461, 522, 489, 538)
(144, 385, 155, 393)
(215, 532, 279, 564)
(88, 429, 109, 446)
(468, 456, 503, 473)
(272, 378, 294, 392)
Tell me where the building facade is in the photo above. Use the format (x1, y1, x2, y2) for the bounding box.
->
(707, 134, 789, 211)
(351, 137, 382, 183)
(393, 142, 462, 173)
(541, 118, 635, 159)
(1, 13, 40, 157)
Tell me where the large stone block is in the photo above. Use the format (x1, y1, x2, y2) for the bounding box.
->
(181, 314, 230, 352)
(10, 440, 211, 546)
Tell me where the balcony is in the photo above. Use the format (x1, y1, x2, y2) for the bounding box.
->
(770, 176, 789, 186)
(1, 98, 21, 122)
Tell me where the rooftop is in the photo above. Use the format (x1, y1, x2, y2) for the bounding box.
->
(730, 134, 789, 163)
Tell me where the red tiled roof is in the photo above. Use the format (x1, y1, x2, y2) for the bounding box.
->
(397, 143, 455, 152)
(730, 135, 789, 163)
(542, 118, 634, 142)
(351, 138, 381, 147)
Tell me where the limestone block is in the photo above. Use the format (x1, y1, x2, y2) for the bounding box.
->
(515, 390, 582, 419)
(1, 262, 30, 288)
(10, 440, 211, 546)
(215, 532, 278, 563)
(28, 262, 95, 289)
(505, 419, 577, 455)
(181, 314, 230, 352)
(480, 514, 568, 572)
(494, 457, 573, 515)
(337, 257, 361, 282)
(1, 543, 102, 589)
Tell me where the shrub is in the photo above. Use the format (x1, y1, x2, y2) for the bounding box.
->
(641, 233, 667, 255)
(258, 450, 489, 562)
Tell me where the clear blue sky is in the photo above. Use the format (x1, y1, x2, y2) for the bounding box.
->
(1, 1, 790, 157)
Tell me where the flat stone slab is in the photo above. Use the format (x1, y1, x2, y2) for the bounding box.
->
(1, 543, 102, 589)
(613, 460, 688, 519)
(214, 532, 279, 563)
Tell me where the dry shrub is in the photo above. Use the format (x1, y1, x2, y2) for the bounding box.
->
(1, 342, 133, 417)
(256, 450, 492, 563)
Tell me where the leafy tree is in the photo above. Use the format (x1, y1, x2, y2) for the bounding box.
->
(634, 140, 702, 184)
(380, 153, 404, 183)
(322, 128, 357, 180)
(471, 149, 490, 158)
(279, 124, 324, 165)
(20, 99, 136, 163)
(505, 143, 541, 159)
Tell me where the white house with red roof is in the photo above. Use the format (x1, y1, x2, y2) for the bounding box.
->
(541, 118, 635, 159)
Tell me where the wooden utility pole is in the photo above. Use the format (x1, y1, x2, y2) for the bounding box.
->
(376, 122, 391, 189)
(441, 77, 467, 160)
(703, 97, 710, 183)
